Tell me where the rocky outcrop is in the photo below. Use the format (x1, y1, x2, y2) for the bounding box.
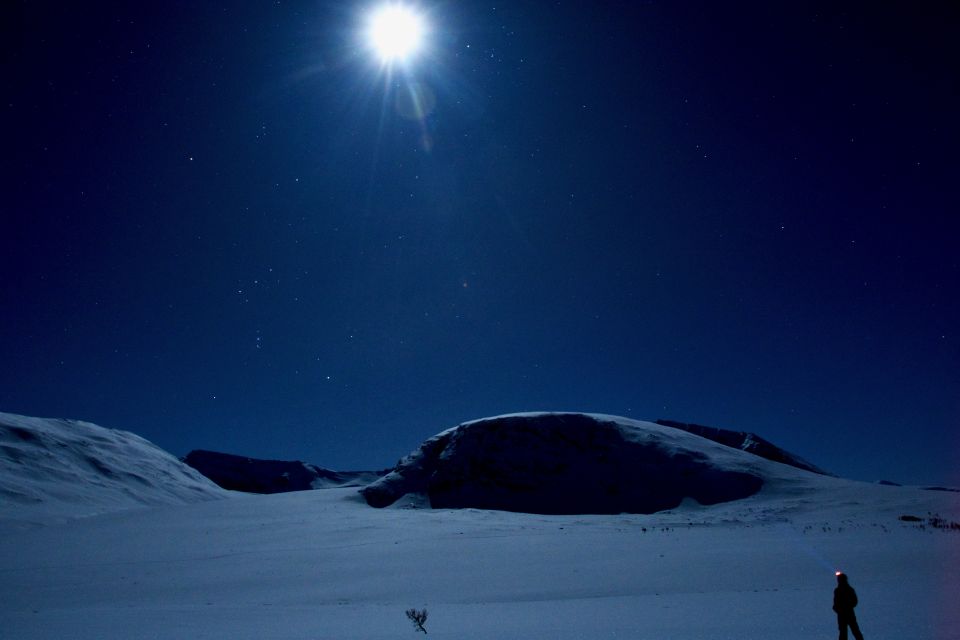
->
(361, 413, 766, 514)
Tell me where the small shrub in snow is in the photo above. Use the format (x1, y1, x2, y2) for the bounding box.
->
(406, 607, 428, 634)
(899, 513, 960, 532)
(928, 516, 960, 531)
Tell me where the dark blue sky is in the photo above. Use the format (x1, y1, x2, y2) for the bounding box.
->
(3, 1, 958, 485)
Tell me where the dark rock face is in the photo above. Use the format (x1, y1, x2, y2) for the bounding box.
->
(655, 419, 830, 475)
(183, 450, 382, 494)
(361, 414, 764, 514)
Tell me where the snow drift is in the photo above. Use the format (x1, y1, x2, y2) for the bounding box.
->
(361, 413, 779, 514)
(0, 411, 226, 521)
(183, 449, 384, 493)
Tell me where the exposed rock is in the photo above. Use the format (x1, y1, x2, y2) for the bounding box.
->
(361, 413, 766, 514)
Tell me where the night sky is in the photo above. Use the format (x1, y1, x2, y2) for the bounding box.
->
(3, 2, 958, 485)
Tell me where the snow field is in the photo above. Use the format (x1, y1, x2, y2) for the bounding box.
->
(2, 486, 957, 639)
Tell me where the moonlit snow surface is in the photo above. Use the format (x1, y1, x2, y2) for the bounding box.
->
(1, 412, 958, 639)
(0, 411, 226, 523)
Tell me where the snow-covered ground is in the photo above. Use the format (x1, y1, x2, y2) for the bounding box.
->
(2, 474, 958, 638)
(1, 411, 958, 639)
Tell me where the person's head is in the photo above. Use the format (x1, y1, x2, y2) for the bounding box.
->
(836, 572, 848, 584)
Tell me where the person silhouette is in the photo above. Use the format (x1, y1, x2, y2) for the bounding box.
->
(833, 572, 865, 640)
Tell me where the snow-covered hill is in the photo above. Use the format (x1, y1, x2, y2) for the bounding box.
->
(655, 418, 830, 474)
(0, 410, 958, 639)
(361, 413, 818, 513)
(183, 449, 385, 493)
(0, 411, 226, 522)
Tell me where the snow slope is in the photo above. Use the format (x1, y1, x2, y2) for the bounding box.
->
(655, 418, 830, 474)
(362, 413, 816, 513)
(0, 411, 226, 523)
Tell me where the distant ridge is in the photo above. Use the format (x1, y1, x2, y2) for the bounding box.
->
(655, 419, 831, 475)
(183, 450, 385, 494)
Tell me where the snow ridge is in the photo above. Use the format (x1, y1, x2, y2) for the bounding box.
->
(0, 411, 226, 522)
(655, 419, 830, 475)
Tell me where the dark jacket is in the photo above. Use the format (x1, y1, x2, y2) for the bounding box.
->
(833, 583, 858, 614)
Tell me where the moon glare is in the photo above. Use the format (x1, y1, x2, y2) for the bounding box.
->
(367, 4, 427, 64)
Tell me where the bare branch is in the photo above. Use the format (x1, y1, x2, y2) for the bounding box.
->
(405, 607, 428, 634)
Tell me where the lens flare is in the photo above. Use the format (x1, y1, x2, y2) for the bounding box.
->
(367, 4, 426, 64)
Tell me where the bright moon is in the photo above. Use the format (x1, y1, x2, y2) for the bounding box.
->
(367, 4, 427, 64)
